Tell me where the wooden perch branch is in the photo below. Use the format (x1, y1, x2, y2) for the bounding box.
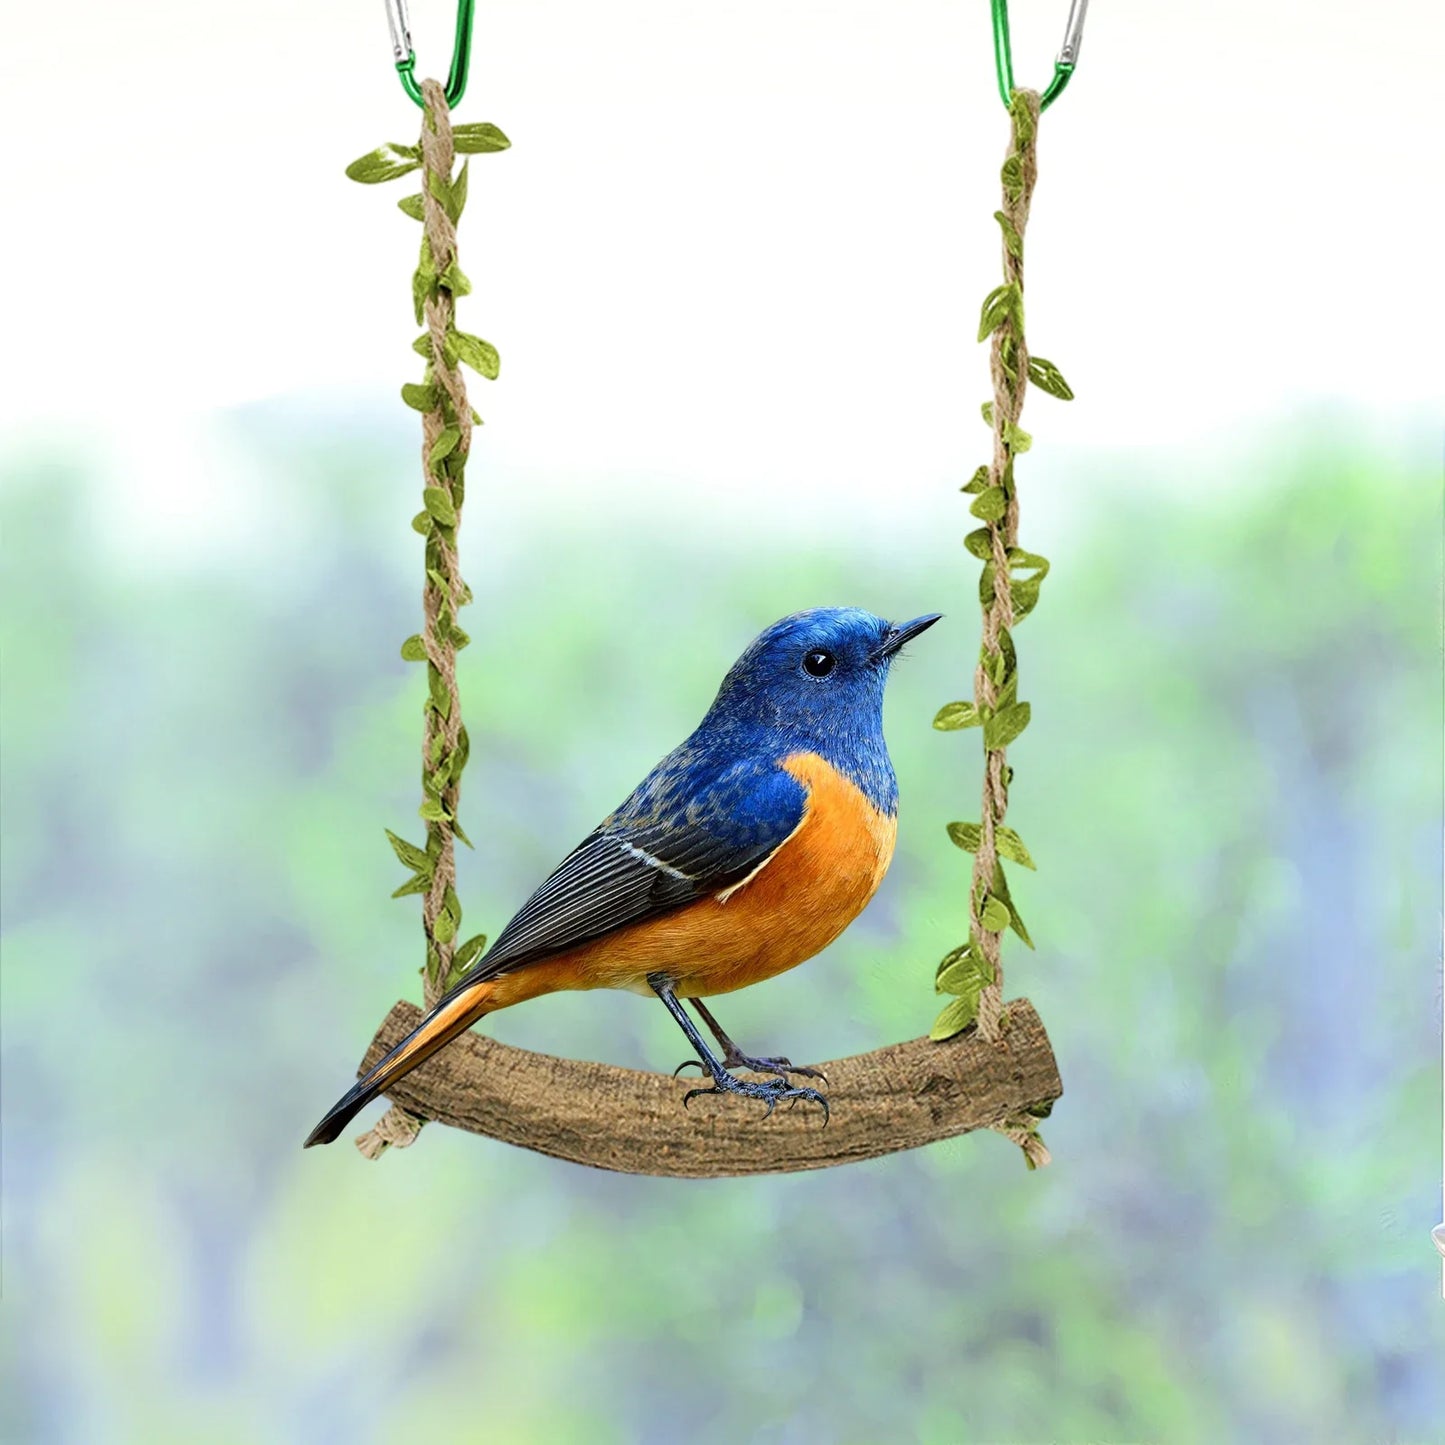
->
(355, 997, 1062, 1177)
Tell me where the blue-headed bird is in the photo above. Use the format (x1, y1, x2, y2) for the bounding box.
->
(305, 606, 940, 1146)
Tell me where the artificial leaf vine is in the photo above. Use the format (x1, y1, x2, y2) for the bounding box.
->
(342, 81, 509, 1157)
(932, 88, 1072, 1168)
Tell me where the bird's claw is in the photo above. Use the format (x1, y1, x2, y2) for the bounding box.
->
(677, 1071, 829, 1125)
(673, 1058, 706, 1078)
(784, 1086, 830, 1126)
(722, 1051, 828, 1084)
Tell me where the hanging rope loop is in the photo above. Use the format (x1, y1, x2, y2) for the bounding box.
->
(386, 0, 476, 108)
(990, 0, 1089, 111)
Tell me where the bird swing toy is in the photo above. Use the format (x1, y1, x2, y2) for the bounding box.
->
(307, 0, 1085, 1176)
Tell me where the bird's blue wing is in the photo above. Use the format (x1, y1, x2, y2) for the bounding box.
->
(444, 751, 806, 993)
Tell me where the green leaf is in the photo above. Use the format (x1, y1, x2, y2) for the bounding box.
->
(1027, 355, 1074, 401)
(391, 872, 430, 898)
(981, 401, 995, 426)
(452, 122, 512, 154)
(996, 341, 1018, 386)
(1009, 94, 1037, 144)
(977, 282, 1019, 342)
(995, 826, 1036, 870)
(1006, 549, 1049, 620)
(935, 943, 970, 982)
(452, 817, 473, 848)
(345, 144, 420, 184)
(433, 908, 457, 944)
(994, 209, 1022, 259)
(969, 486, 1008, 522)
(978, 560, 997, 606)
(931, 993, 981, 1041)
(411, 509, 434, 535)
(947, 821, 982, 853)
(451, 331, 500, 380)
(995, 626, 1018, 682)
(937, 950, 993, 996)
(419, 797, 449, 822)
(412, 235, 437, 324)
(980, 635, 1016, 706)
(411, 332, 434, 358)
(994, 667, 1019, 712)
(445, 933, 486, 988)
(439, 261, 472, 296)
(983, 701, 1031, 751)
(384, 828, 431, 872)
(1001, 154, 1024, 199)
(427, 162, 469, 224)
(423, 485, 457, 526)
(1006, 901, 1033, 950)
(991, 860, 1035, 949)
(400, 634, 428, 663)
(429, 426, 462, 466)
(401, 382, 438, 412)
(933, 701, 982, 731)
(447, 160, 470, 222)
(1012, 578, 1042, 621)
(964, 527, 994, 560)
(452, 933, 488, 972)
(980, 895, 1011, 932)
(398, 192, 426, 220)
(961, 465, 991, 494)
(427, 665, 452, 718)
(1002, 420, 1032, 453)
(1007, 547, 1050, 576)
(449, 626, 471, 649)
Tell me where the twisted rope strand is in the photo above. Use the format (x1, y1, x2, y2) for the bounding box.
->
(417, 78, 471, 1009)
(357, 79, 473, 1158)
(972, 89, 1040, 1046)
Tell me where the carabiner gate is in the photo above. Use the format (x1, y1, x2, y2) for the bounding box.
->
(386, 0, 476, 109)
(990, 0, 1089, 112)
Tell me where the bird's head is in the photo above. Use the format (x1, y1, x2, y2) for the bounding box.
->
(707, 607, 942, 735)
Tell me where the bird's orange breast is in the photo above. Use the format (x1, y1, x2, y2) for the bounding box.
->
(490, 751, 897, 1007)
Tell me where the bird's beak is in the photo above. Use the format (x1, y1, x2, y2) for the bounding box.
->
(873, 612, 942, 661)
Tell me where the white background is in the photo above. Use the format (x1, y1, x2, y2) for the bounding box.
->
(0, 1, 1439, 548)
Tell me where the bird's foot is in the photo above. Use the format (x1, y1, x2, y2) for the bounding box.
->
(724, 1048, 827, 1083)
(673, 1050, 826, 1084)
(680, 1067, 830, 1124)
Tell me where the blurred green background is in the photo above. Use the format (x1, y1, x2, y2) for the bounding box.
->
(1, 398, 1440, 1444)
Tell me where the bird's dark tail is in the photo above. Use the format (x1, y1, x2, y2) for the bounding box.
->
(303, 978, 497, 1148)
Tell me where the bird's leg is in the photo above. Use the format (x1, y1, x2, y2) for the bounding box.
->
(679, 997, 827, 1083)
(647, 974, 828, 1123)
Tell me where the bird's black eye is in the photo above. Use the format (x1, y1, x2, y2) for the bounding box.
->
(802, 649, 837, 679)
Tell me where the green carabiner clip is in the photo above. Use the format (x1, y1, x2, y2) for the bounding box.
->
(990, 0, 1089, 112)
(386, 0, 476, 109)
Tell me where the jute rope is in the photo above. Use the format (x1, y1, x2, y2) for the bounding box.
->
(357, 78, 473, 1159)
(972, 88, 1040, 1047)
(961, 88, 1054, 1170)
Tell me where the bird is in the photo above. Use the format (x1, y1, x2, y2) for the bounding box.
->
(304, 606, 941, 1147)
